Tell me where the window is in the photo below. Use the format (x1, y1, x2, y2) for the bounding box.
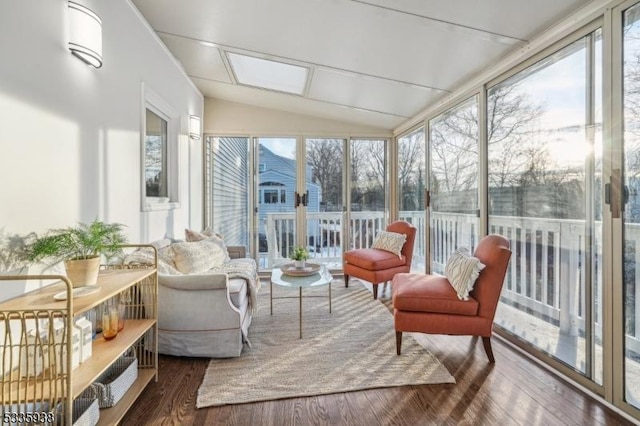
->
(397, 127, 426, 272)
(205, 136, 250, 245)
(145, 109, 167, 198)
(141, 83, 179, 211)
(260, 186, 286, 204)
(488, 30, 602, 382)
(429, 96, 479, 274)
(264, 189, 278, 204)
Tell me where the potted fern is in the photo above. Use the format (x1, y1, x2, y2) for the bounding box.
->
(27, 220, 127, 287)
(290, 246, 310, 268)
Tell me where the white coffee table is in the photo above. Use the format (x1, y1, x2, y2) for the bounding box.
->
(270, 263, 333, 338)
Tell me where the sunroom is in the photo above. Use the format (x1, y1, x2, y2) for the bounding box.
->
(2, 0, 640, 424)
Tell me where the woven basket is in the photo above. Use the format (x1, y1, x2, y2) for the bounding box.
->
(82, 356, 138, 408)
(72, 398, 100, 426)
(54, 398, 99, 426)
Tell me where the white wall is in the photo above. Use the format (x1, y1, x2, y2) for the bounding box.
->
(204, 98, 392, 137)
(0, 0, 203, 245)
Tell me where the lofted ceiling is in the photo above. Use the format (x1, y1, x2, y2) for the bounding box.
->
(132, 0, 592, 130)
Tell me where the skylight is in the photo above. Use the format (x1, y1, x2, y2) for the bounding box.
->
(227, 52, 308, 95)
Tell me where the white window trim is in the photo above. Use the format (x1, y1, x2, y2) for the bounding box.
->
(141, 82, 180, 211)
(260, 186, 286, 204)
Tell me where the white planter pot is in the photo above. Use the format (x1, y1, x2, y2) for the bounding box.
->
(294, 260, 306, 269)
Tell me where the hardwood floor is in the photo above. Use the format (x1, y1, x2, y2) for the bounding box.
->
(123, 284, 636, 426)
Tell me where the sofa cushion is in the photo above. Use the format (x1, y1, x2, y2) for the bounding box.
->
(124, 245, 181, 275)
(392, 273, 479, 316)
(445, 247, 485, 300)
(344, 248, 406, 270)
(185, 227, 224, 242)
(150, 238, 172, 250)
(227, 277, 248, 308)
(157, 246, 177, 267)
(172, 239, 230, 274)
(371, 231, 406, 257)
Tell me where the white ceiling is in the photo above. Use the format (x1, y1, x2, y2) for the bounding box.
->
(132, 0, 592, 130)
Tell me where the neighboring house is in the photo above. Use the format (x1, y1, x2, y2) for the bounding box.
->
(211, 137, 251, 248)
(258, 145, 321, 252)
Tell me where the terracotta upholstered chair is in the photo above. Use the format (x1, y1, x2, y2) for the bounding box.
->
(392, 234, 511, 363)
(343, 220, 417, 299)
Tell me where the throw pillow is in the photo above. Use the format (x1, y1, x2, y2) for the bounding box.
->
(149, 238, 172, 250)
(371, 231, 407, 257)
(157, 246, 178, 270)
(185, 227, 224, 242)
(171, 238, 230, 274)
(123, 247, 180, 275)
(445, 247, 486, 300)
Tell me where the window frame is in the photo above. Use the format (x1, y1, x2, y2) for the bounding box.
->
(260, 185, 286, 204)
(141, 83, 180, 211)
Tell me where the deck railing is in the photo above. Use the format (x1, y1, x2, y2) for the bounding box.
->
(262, 210, 640, 353)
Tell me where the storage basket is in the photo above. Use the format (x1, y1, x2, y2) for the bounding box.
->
(55, 398, 99, 426)
(82, 356, 137, 408)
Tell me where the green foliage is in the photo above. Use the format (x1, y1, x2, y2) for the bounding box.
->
(289, 246, 310, 261)
(27, 220, 127, 262)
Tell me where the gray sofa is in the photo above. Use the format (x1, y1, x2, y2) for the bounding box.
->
(130, 239, 259, 358)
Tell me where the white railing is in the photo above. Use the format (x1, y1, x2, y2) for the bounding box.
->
(261, 210, 640, 353)
(262, 211, 387, 267)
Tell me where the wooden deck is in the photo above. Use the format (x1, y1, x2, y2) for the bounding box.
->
(123, 282, 635, 425)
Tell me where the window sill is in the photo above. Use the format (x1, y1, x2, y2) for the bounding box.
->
(143, 198, 180, 212)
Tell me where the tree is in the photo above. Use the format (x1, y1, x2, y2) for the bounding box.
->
(430, 101, 479, 194)
(398, 130, 425, 211)
(306, 139, 343, 210)
(487, 85, 545, 188)
(366, 141, 386, 193)
(350, 140, 386, 210)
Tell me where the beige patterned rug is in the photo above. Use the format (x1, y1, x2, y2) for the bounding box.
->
(196, 280, 455, 408)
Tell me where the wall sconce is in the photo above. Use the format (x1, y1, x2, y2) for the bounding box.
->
(68, 1, 103, 68)
(189, 115, 201, 141)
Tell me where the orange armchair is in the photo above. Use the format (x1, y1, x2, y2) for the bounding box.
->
(392, 234, 511, 362)
(343, 220, 417, 299)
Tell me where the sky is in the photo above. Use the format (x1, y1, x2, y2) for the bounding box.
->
(259, 137, 296, 159)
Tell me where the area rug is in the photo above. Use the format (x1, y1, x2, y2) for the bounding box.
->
(196, 280, 455, 408)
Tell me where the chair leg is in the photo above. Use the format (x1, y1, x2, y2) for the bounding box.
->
(396, 331, 403, 355)
(373, 283, 379, 299)
(344, 274, 349, 288)
(482, 336, 495, 363)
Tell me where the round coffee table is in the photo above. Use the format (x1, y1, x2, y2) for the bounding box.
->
(270, 263, 333, 338)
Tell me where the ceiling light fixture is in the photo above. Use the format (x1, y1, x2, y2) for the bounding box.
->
(68, 1, 103, 68)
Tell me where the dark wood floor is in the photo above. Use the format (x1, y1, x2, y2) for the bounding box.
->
(123, 284, 636, 426)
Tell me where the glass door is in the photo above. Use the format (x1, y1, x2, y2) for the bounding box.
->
(206, 136, 251, 248)
(397, 127, 427, 272)
(620, 1, 640, 410)
(428, 96, 480, 275)
(488, 29, 603, 384)
(347, 139, 388, 250)
(257, 137, 298, 269)
(305, 138, 346, 269)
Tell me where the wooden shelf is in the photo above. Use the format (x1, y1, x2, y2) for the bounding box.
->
(97, 369, 156, 426)
(1, 265, 158, 426)
(72, 319, 155, 398)
(0, 269, 155, 315)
